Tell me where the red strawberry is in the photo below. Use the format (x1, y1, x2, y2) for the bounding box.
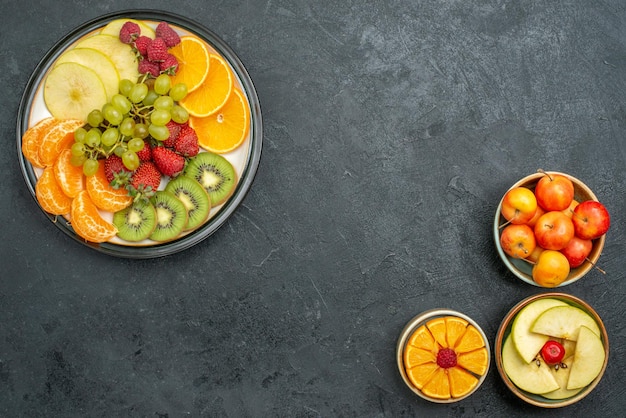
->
(103, 155, 131, 188)
(159, 54, 179, 75)
(119, 21, 141, 44)
(155, 22, 181, 47)
(147, 37, 169, 62)
(138, 58, 160, 77)
(152, 146, 186, 177)
(163, 120, 184, 148)
(133, 36, 152, 58)
(128, 161, 161, 199)
(137, 139, 152, 162)
(174, 125, 200, 157)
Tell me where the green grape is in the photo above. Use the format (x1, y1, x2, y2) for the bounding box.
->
(154, 74, 171, 95)
(85, 128, 102, 148)
(171, 105, 189, 124)
(119, 117, 136, 137)
(101, 127, 120, 147)
(113, 146, 125, 157)
(169, 83, 188, 102)
(102, 104, 123, 126)
(70, 142, 86, 157)
(150, 109, 171, 126)
(74, 127, 87, 143)
(111, 94, 132, 114)
(142, 90, 159, 107)
(83, 158, 100, 176)
(122, 150, 140, 171)
(70, 153, 87, 167)
(127, 137, 145, 152)
(87, 109, 104, 127)
(119, 79, 134, 97)
(148, 123, 170, 141)
(133, 123, 149, 139)
(129, 82, 149, 103)
(154, 95, 174, 111)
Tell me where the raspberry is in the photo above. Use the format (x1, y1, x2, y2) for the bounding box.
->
(119, 21, 141, 44)
(133, 35, 152, 58)
(155, 22, 181, 47)
(138, 58, 160, 77)
(174, 125, 199, 157)
(159, 54, 179, 75)
(436, 348, 457, 369)
(147, 37, 169, 62)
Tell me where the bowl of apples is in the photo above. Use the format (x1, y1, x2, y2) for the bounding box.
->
(494, 170, 610, 287)
(495, 293, 609, 407)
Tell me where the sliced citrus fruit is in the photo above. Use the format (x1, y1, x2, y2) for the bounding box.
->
(22, 117, 58, 168)
(70, 190, 118, 243)
(407, 325, 436, 352)
(448, 366, 479, 398)
(405, 362, 439, 390)
(168, 36, 210, 93)
(190, 88, 250, 153)
(180, 53, 233, 117)
(421, 368, 451, 399)
(36, 166, 73, 215)
(86, 163, 133, 212)
(445, 316, 469, 349)
(455, 325, 485, 354)
(54, 148, 85, 198)
(426, 317, 448, 348)
(457, 347, 489, 376)
(404, 345, 437, 368)
(39, 119, 84, 166)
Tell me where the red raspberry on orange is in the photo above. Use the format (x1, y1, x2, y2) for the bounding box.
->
(155, 22, 181, 47)
(436, 348, 457, 369)
(119, 21, 141, 44)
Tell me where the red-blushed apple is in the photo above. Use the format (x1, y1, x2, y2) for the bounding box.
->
(534, 172, 574, 211)
(501, 187, 538, 225)
(534, 211, 575, 250)
(560, 236, 593, 268)
(532, 250, 570, 287)
(500, 224, 536, 259)
(526, 205, 545, 228)
(572, 200, 610, 240)
(561, 199, 579, 219)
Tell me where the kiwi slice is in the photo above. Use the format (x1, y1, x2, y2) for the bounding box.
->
(149, 191, 188, 242)
(184, 152, 237, 206)
(112, 200, 157, 242)
(165, 176, 211, 231)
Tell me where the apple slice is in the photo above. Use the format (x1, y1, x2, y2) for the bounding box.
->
(531, 305, 601, 341)
(501, 335, 560, 395)
(511, 298, 568, 363)
(55, 47, 119, 101)
(100, 18, 156, 39)
(75, 34, 139, 82)
(567, 326, 606, 390)
(543, 356, 582, 400)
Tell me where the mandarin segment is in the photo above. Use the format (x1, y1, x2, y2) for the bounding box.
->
(54, 148, 85, 198)
(22, 117, 58, 168)
(86, 163, 133, 212)
(168, 36, 210, 92)
(426, 317, 448, 348)
(405, 362, 439, 390)
(457, 347, 489, 376)
(36, 166, 73, 215)
(39, 119, 85, 166)
(454, 325, 485, 354)
(421, 368, 451, 400)
(445, 316, 469, 349)
(448, 366, 479, 398)
(70, 190, 118, 243)
(180, 53, 233, 117)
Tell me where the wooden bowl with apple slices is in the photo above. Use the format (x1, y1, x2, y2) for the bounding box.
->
(493, 171, 607, 287)
(495, 293, 609, 408)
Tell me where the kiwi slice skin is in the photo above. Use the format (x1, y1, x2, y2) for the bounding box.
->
(184, 152, 237, 206)
(112, 200, 157, 242)
(149, 191, 188, 242)
(165, 176, 211, 231)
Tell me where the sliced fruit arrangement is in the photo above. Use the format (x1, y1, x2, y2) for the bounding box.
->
(501, 297, 607, 400)
(403, 316, 489, 401)
(22, 18, 252, 245)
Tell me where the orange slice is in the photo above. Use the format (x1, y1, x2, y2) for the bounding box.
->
(180, 53, 233, 117)
(54, 148, 85, 198)
(168, 36, 210, 93)
(457, 347, 489, 376)
(70, 190, 118, 243)
(404, 345, 436, 368)
(86, 163, 133, 212)
(36, 166, 73, 215)
(407, 325, 436, 352)
(455, 325, 485, 354)
(22, 117, 58, 168)
(421, 368, 451, 400)
(445, 316, 469, 349)
(39, 119, 84, 166)
(448, 366, 479, 398)
(426, 317, 448, 348)
(405, 362, 439, 390)
(190, 88, 250, 153)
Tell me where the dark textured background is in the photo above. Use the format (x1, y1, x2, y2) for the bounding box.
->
(2, 1, 626, 416)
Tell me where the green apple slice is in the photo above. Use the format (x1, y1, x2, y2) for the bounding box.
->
(100, 18, 156, 39)
(531, 305, 601, 341)
(75, 34, 139, 82)
(567, 326, 606, 390)
(501, 334, 560, 395)
(55, 47, 119, 101)
(543, 356, 582, 400)
(511, 298, 568, 363)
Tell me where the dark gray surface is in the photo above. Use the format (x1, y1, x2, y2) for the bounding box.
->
(2, 1, 625, 416)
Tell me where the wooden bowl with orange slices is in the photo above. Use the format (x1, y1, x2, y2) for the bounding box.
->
(396, 309, 490, 403)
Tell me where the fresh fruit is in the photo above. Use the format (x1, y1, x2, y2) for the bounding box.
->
(167, 36, 210, 93)
(543, 356, 581, 400)
(54, 48, 120, 101)
(184, 152, 237, 205)
(190, 88, 250, 153)
(100, 18, 155, 39)
(22, 117, 57, 168)
(164, 176, 211, 231)
(501, 334, 560, 394)
(500, 224, 536, 259)
(128, 161, 161, 200)
(180, 52, 233, 117)
(173, 125, 200, 157)
(533, 211, 575, 251)
(75, 34, 140, 82)
(147, 37, 169, 62)
(38, 119, 85, 166)
(534, 172, 574, 211)
(149, 191, 188, 241)
(526, 245, 544, 263)
(561, 199, 579, 218)
(566, 326, 606, 390)
(540, 340, 565, 365)
(36, 166, 73, 215)
(70, 190, 118, 243)
(560, 236, 593, 268)
(44, 62, 108, 121)
(53, 148, 85, 198)
(531, 305, 601, 341)
(104, 154, 131, 186)
(500, 187, 538, 225)
(532, 250, 570, 287)
(86, 163, 133, 212)
(152, 146, 186, 177)
(571, 200, 610, 240)
(112, 199, 157, 242)
(118, 21, 141, 44)
(155, 22, 181, 47)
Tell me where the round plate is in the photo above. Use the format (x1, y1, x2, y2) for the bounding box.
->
(17, 10, 262, 258)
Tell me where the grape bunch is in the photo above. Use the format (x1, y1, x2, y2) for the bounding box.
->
(70, 73, 189, 176)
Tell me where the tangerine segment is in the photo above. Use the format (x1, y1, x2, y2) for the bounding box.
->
(404, 345, 437, 368)
(168, 36, 210, 93)
(407, 325, 436, 352)
(448, 366, 479, 399)
(22, 117, 58, 168)
(445, 316, 469, 349)
(405, 362, 439, 390)
(86, 163, 133, 212)
(54, 148, 85, 198)
(36, 166, 73, 215)
(421, 368, 451, 400)
(190, 88, 250, 154)
(457, 347, 489, 376)
(454, 325, 485, 354)
(426, 317, 448, 349)
(70, 190, 118, 243)
(39, 119, 84, 166)
(180, 53, 233, 117)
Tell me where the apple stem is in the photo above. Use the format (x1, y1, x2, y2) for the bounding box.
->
(585, 257, 606, 275)
(498, 219, 512, 229)
(536, 168, 553, 181)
